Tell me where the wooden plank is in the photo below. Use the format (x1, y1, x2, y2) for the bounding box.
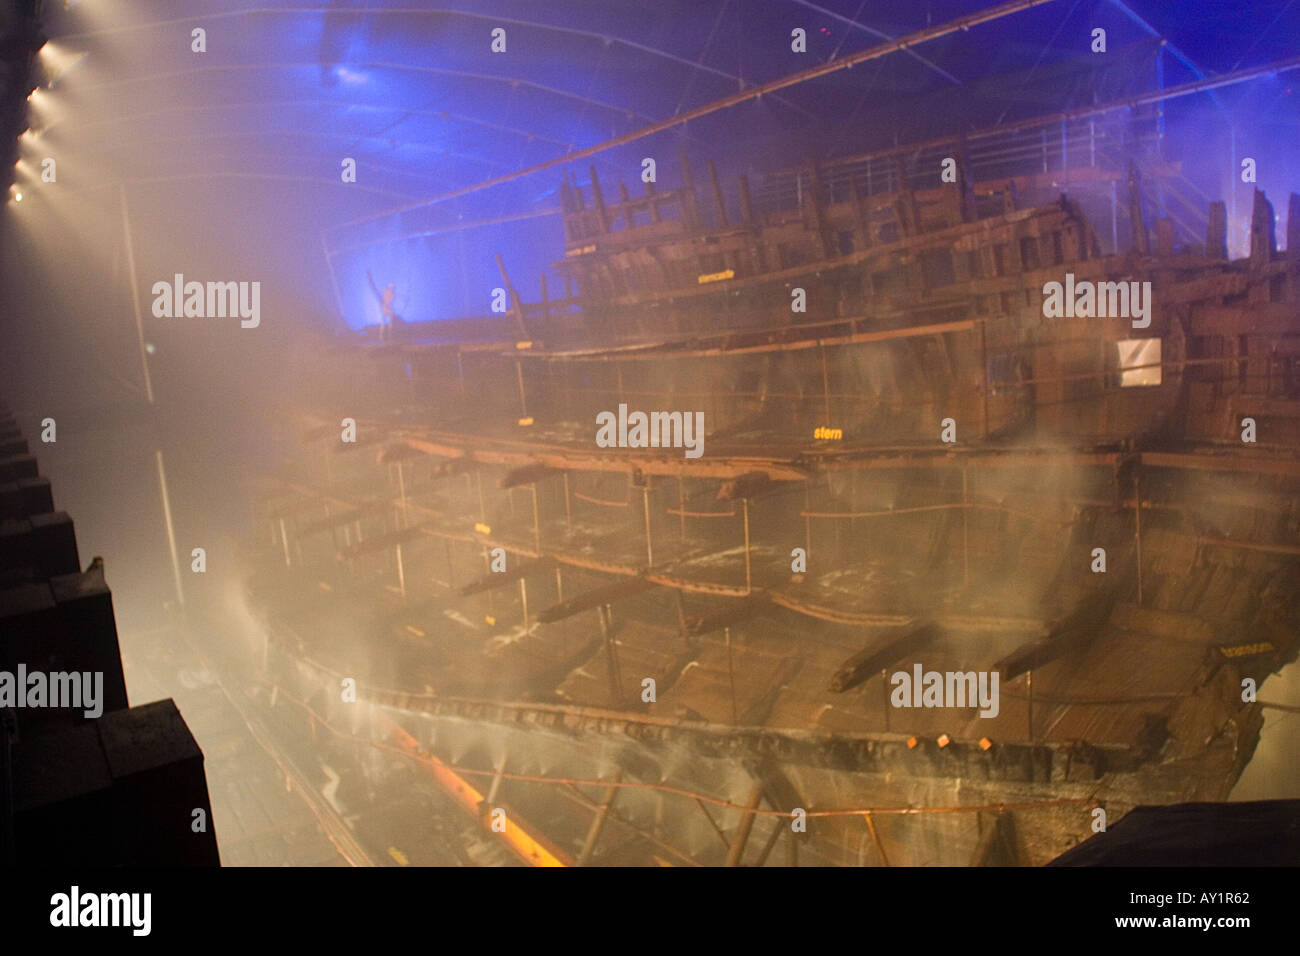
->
(536, 575, 659, 623)
(829, 622, 939, 692)
(1142, 451, 1300, 478)
(335, 522, 433, 560)
(458, 556, 557, 596)
(499, 463, 560, 488)
(400, 434, 812, 482)
(995, 590, 1117, 680)
(684, 595, 767, 636)
(1206, 201, 1227, 259)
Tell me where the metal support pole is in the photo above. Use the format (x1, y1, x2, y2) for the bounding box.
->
(881, 667, 891, 731)
(820, 345, 832, 424)
(397, 460, 408, 521)
(1229, 126, 1237, 251)
(485, 760, 507, 806)
(321, 233, 347, 332)
(752, 816, 784, 868)
(599, 605, 622, 704)
(675, 590, 689, 646)
(742, 498, 752, 594)
(804, 482, 812, 560)
(515, 361, 528, 419)
(519, 578, 529, 634)
(156, 450, 185, 607)
(276, 513, 293, 568)
(979, 320, 989, 439)
(1060, 118, 1067, 181)
(1111, 180, 1119, 253)
(725, 626, 739, 725)
(724, 784, 765, 866)
(483, 548, 494, 619)
(962, 464, 969, 587)
(695, 799, 731, 850)
(119, 184, 155, 405)
(1134, 470, 1144, 606)
(1156, 44, 1166, 150)
(642, 484, 653, 567)
(1026, 669, 1034, 742)
(530, 485, 541, 553)
(577, 770, 623, 866)
(864, 812, 891, 866)
(678, 475, 687, 541)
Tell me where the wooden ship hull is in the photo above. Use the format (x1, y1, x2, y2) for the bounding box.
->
(239, 139, 1300, 865)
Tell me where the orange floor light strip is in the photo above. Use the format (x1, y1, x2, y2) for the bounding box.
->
(382, 716, 572, 867)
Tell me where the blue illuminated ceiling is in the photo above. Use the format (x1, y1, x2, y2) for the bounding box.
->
(32, 0, 1300, 327)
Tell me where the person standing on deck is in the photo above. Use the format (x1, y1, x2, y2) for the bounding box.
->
(366, 269, 404, 342)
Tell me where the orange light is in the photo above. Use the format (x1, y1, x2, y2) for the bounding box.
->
(979, 737, 993, 751)
(906, 736, 918, 749)
(937, 733, 951, 748)
(380, 716, 571, 867)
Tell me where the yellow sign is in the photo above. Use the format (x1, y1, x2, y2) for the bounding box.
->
(1219, 641, 1274, 658)
(697, 269, 735, 284)
(474, 522, 491, 535)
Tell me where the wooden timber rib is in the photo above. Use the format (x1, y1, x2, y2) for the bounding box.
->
(458, 556, 556, 596)
(289, 411, 1300, 486)
(334, 522, 434, 561)
(275, 646, 1136, 779)
(515, 317, 978, 363)
(399, 431, 812, 482)
(536, 575, 658, 623)
(830, 623, 941, 693)
(289, 413, 1300, 481)
(684, 595, 767, 636)
(258, 475, 1050, 631)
